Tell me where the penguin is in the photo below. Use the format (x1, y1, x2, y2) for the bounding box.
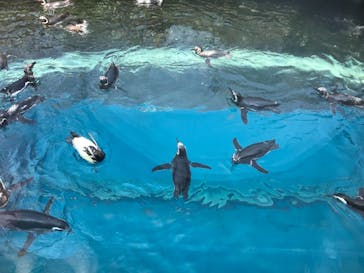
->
(39, 12, 70, 26)
(232, 137, 279, 174)
(152, 140, 211, 200)
(0, 95, 45, 128)
(63, 18, 88, 35)
(0, 197, 70, 256)
(66, 131, 105, 164)
(0, 178, 33, 208)
(99, 62, 119, 90)
(229, 88, 280, 124)
(136, 0, 163, 6)
(314, 86, 364, 114)
(0, 62, 37, 97)
(333, 189, 364, 217)
(39, 0, 73, 10)
(193, 46, 230, 66)
(0, 53, 9, 70)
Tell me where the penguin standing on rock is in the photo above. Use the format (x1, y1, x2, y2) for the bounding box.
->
(66, 131, 105, 164)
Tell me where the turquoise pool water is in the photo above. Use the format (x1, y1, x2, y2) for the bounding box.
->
(0, 0, 364, 272)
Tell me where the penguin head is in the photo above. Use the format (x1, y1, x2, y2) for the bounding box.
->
(24, 62, 36, 75)
(315, 87, 329, 98)
(333, 193, 349, 205)
(0, 179, 9, 208)
(231, 152, 240, 164)
(0, 117, 8, 128)
(91, 147, 105, 163)
(51, 219, 71, 232)
(99, 75, 108, 86)
(230, 89, 242, 104)
(176, 141, 186, 156)
(0, 191, 9, 208)
(194, 46, 202, 55)
(39, 16, 49, 25)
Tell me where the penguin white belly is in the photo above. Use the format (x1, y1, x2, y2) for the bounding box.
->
(72, 137, 97, 163)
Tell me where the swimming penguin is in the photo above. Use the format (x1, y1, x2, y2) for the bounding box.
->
(333, 189, 364, 217)
(0, 197, 70, 256)
(99, 62, 119, 90)
(152, 140, 211, 200)
(193, 46, 230, 66)
(39, 12, 70, 26)
(63, 18, 88, 35)
(136, 0, 163, 6)
(23, 61, 36, 75)
(0, 62, 37, 97)
(232, 137, 279, 173)
(0, 74, 36, 98)
(229, 88, 280, 124)
(0, 53, 9, 70)
(314, 86, 364, 114)
(39, 0, 73, 10)
(66, 131, 105, 164)
(0, 177, 33, 208)
(0, 95, 45, 128)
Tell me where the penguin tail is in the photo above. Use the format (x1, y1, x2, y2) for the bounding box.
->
(70, 131, 80, 138)
(66, 131, 79, 143)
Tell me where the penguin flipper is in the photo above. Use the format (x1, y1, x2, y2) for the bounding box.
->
(233, 137, 243, 150)
(251, 160, 268, 174)
(152, 163, 171, 172)
(18, 233, 36, 257)
(43, 197, 54, 214)
(8, 177, 33, 191)
(18, 116, 35, 124)
(358, 188, 364, 199)
(268, 106, 281, 114)
(205, 58, 212, 67)
(240, 107, 248, 124)
(190, 162, 211, 169)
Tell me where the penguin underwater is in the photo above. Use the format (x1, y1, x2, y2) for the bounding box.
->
(314, 86, 364, 114)
(0, 197, 70, 256)
(0, 177, 33, 208)
(99, 62, 119, 90)
(229, 88, 280, 124)
(66, 131, 105, 164)
(152, 140, 211, 200)
(0, 62, 37, 98)
(0, 95, 45, 128)
(232, 137, 279, 174)
(333, 189, 364, 214)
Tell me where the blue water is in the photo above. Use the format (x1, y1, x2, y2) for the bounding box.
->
(1, 0, 364, 272)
